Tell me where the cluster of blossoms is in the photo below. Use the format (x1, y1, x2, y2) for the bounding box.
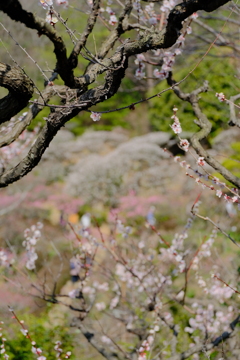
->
(0, 248, 14, 268)
(159, 201, 201, 274)
(132, 0, 159, 25)
(22, 222, 43, 270)
(7, 308, 72, 360)
(133, 12, 197, 81)
(133, 0, 140, 11)
(144, 3, 158, 25)
(45, 10, 58, 26)
(189, 227, 236, 306)
(0, 322, 8, 360)
(192, 228, 217, 272)
(170, 107, 190, 151)
(153, 48, 182, 80)
(170, 107, 182, 134)
(173, 151, 240, 211)
(185, 303, 234, 335)
(179, 138, 190, 152)
(133, 0, 150, 23)
(116, 219, 132, 238)
(90, 279, 121, 311)
(50, 212, 238, 359)
(39, 0, 68, 9)
(54, 341, 71, 359)
(138, 335, 154, 360)
(31, 341, 46, 360)
(160, 0, 178, 14)
(39, 0, 68, 26)
(209, 281, 235, 303)
(152, 13, 198, 81)
(105, 7, 118, 26)
(165, 225, 191, 273)
(170, 113, 240, 211)
(135, 54, 146, 80)
(115, 254, 172, 299)
(8, 308, 46, 360)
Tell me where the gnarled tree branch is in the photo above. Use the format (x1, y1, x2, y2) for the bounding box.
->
(0, 0, 232, 187)
(0, 62, 34, 124)
(0, 58, 127, 187)
(0, 0, 73, 86)
(167, 74, 240, 189)
(0, 85, 68, 148)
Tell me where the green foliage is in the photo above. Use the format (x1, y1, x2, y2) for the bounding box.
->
(148, 52, 238, 136)
(209, 351, 219, 359)
(221, 142, 240, 178)
(4, 314, 75, 360)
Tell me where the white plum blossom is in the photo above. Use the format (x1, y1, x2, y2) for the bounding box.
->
(110, 295, 119, 309)
(135, 54, 146, 79)
(209, 282, 235, 303)
(95, 302, 106, 311)
(197, 157, 205, 166)
(40, 0, 68, 8)
(106, 7, 118, 25)
(179, 139, 190, 152)
(216, 189, 223, 198)
(191, 12, 199, 19)
(116, 219, 132, 238)
(170, 114, 182, 134)
(145, 3, 157, 25)
(55, 0, 69, 6)
(20, 329, 28, 336)
(22, 222, 43, 270)
(90, 112, 101, 121)
(153, 50, 179, 80)
(153, 68, 168, 80)
(135, 68, 145, 80)
(176, 35, 185, 47)
(39, 0, 53, 9)
(185, 303, 234, 335)
(106, 6, 114, 14)
(68, 289, 78, 298)
(160, 0, 177, 14)
(109, 15, 118, 25)
(101, 335, 112, 344)
(135, 54, 146, 63)
(32, 347, 43, 355)
(216, 92, 226, 102)
(45, 11, 58, 25)
(97, 282, 109, 291)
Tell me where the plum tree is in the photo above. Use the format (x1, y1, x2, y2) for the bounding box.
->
(0, 0, 239, 189)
